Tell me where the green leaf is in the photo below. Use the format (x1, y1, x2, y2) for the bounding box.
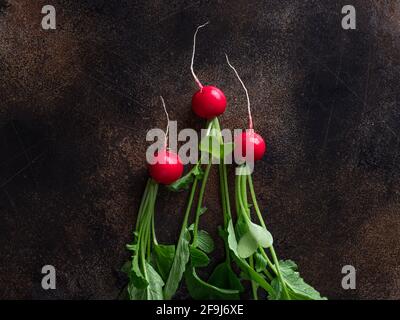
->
(153, 244, 175, 282)
(197, 230, 214, 253)
(128, 262, 164, 300)
(126, 243, 137, 252)
(225, 220, 276, 296)
(237, 231, 258, 258)
(268, 278, 283, 300)
(208, 262, 244, 294)
(254, 252, 268, 272)
(129, 254, 148, 289)
(235, 216, 248, 240)
(268, 260, 327, 300)
(167, 165, 204, 192)
(199, 135, 222, 160)
(199, 207, 207, 216)
(190, 246, 210, 267)
(185, 265, 241, 300)
(227, 220, 238, 255)
(248, 222, 273, 248)
(237, 222, 273, 258)
(163, 228, 191, 299)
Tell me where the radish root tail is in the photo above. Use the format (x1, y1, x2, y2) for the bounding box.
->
(225, 53, 253, 130)
(160, 95, 169, 148)
(191, 21, 210, 91)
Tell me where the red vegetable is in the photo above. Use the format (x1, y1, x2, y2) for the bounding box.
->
(234, 130, 266, 162)
(225, 54, 266, 162)
(148, 97, 184, 185)
(149, 149, 184, 185)
(190, 22, 227, 119)
(192, 85, 226, 119)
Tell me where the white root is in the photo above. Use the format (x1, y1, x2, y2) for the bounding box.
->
(191, 21, 210, 91)
(225, 53, 254, 130)
(160, 96, 169, 148)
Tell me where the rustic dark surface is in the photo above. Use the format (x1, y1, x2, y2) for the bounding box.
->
(0, 0, 399, 300)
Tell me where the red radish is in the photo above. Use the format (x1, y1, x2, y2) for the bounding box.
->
(234, 130, 266, 162)
(192, 86, 226, 119)
(225, 54, 266, 162)
(148, 97, 184, 184)
(191, 22, 227, 119)
(149, 149, 184, 185)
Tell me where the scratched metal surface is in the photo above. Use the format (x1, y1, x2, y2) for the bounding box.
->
(0, 0, 399, 299)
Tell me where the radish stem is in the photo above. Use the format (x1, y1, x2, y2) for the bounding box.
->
(159, 96, 169, 149)
(225, 54, 253, 130)
(191, 22, 209, 91)
(247, 173, 291, 299)
(249, 255, 258, 300)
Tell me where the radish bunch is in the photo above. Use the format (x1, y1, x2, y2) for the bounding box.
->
(124, 98, 184, 300)
(123, 23, 325, 301)
(224, 55, 325, 300)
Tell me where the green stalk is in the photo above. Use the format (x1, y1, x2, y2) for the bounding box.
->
(140, 207, 151, 275)
(191, 119, 215, 244)
(262, 267, 274, 281)
(222, 162, 232, 220)
(240, 172, 249, 216)
(218, 162, 227, 222)
(236, 173, 251, 223)
(148, 181, 159, 252)
(247, 173, 291, 300)
(214, 117, 235, 263)
(175, 176, 199, 242)
(135, 179, 152, 232)
(234, 173, 241, 220)
(270, 247, 290, 299)
(233, 255, 276, 295)
(239, 170, 258, 299)
(192, 162, 212, 246)
(249, 255, 258, 300)
(247, 174, 266, 229)
(218, 161, 231, 263)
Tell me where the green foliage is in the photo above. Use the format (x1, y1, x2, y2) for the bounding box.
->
(185, 265, 241, 300)
(163, 229, 191, 299)
(208, 262, 244, 294)
(153, 244, 176, 282)
(168, 165, 204, 192)
(254, 252, 268, 272)
(128, 262, 164, 300)
(237, 222, 273, 258)
(123, 118, 326, 302)
(197, 230, 215, 253)
(190, 246, 210, 267)
(268, 260, 327, 300)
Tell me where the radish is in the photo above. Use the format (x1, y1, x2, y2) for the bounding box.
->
(123, 97, 184, 300)
(149, 149, 184, 185)
(234, 131, 266, 162)
(225, 54, 266, 162)
(148, 97, 184, 185)
(191, 22, 227, 119)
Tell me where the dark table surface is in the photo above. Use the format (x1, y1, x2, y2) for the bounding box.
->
(0, 0, 399, 299)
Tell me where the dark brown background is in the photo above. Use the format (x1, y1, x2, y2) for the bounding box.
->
(0, 0, 399, 300)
